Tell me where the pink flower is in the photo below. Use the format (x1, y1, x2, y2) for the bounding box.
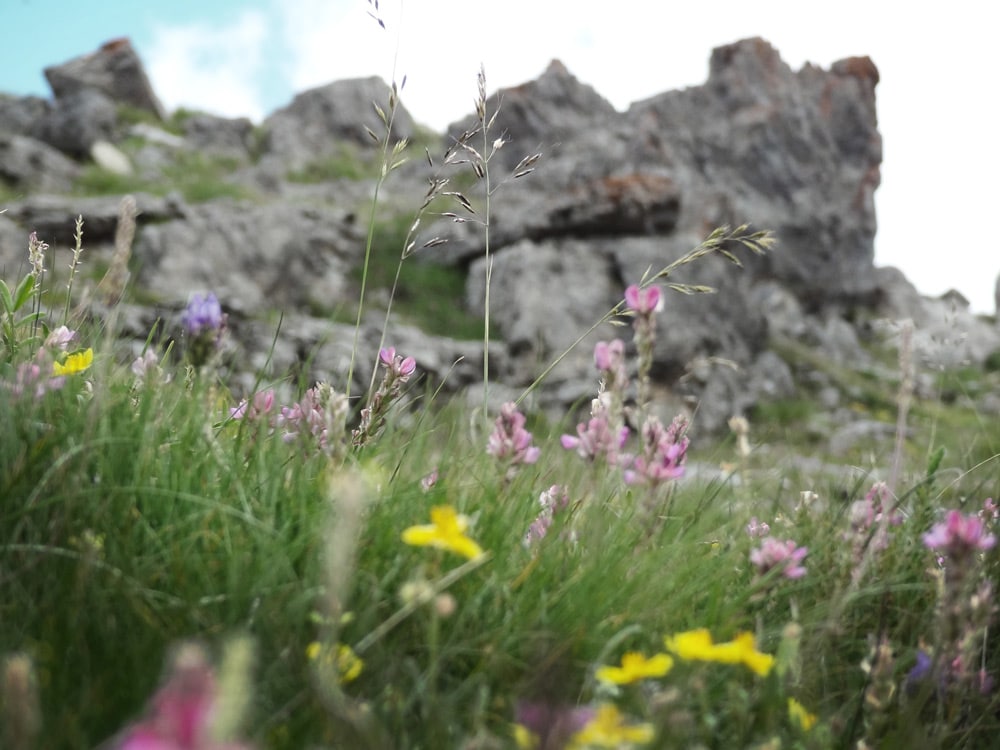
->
(622, 415, 689, 486)
(746, 517, 770, 539)
(624, 284, 662, 315)
(487, 402, 540, 466)
(230, 390, 275, 421)
(560, 415, 629, 464)
(114, 644, 251, 750)
(923, 510, 996, 560)
(379, 347, 417, 381)
(44, 325, 77, 351)
(750, 538, 808, 579)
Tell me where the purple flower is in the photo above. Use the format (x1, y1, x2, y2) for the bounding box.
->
(923, 510, 996, 560)
(750, 538, 808, 579)
(181, 293, 223, 337)
(44, 325, 77, 351)
(487, 402, 540, 466)
(624, 284, 662, 315)
(515, 700, 595, 750)
(560, 415, 629, 465)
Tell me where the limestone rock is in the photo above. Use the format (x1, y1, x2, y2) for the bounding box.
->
(0, 133, 80, 193)
(134, 201, 362, 313)
(32, 89, 118, 157)
(0, 94, 50, 136)
(259, 77, 416, 174)
(44, 37, 164, 119)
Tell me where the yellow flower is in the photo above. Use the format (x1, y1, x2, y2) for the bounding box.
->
(595, 651, 673, 685)
(512, 723, 539, 749)
(788, 697, 817, 731)
(401, 505, 484, 560)
(306, 641, 363, 684)
(570, 703, 654, 747)
(664, 628, 774, 677)
(52, 347, 93, 376)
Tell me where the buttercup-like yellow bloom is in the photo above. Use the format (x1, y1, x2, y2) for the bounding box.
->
(571, 703, 654, 747)
(306, 641, 364, 684)
(401, 505, 484, 560)
(664, 628, 774, 677)
(788, 697, 817, 731)
(52, 347, 93, 376)
(595, 651, 673, 685)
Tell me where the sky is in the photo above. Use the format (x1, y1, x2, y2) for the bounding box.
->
(2, 0, 997, 313)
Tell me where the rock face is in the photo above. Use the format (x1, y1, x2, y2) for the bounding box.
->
(258, 77, 416, 175)
(2, 37, 998, 435)
(43, 37, 165, 119)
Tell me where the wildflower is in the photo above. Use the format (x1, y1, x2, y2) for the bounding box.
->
(181, 293, 223, 337)
(487, 401, 540, 466)
(352, 347, 417, 447)
(52, 348, 93, 376)
(230, 389, 275, 421)
(279, 383, 348, 457)
(131, 350, 162, 381)
(420, 468, 439, 492)
(904, 649, 933, 694)
(593, 338, 628, 391)
(595, 651, 673, 685)
(113, 642, 251, 750)
(746, 517, 770, 538)
(378, 346, 416, 381)
(750, 537, 808, 580)
(7, 360, 65, 399)
(664, 628, 775, 677)
(923, 509, 996, 561)
(181, 293, 225, 368)
(624, 284, 662, 315)
(402, 505, 484, 560)
(44, 325, 76, 351)
(524, 485, 572, 548)
(571, 703, 654, 747)
(623, 414, 689, 485)
(27, 231, 47, 287)
(788, 697, 817, 731)
(306, 642, 363, 684)
(513, 702, 594, 750)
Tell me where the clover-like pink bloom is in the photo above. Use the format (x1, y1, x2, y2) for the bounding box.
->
(923, 510, 996, 560)
(487, 402, 540, 465)
(750, 538, 808, 579)
(622, 415, 689, 485)
(379, 347, 416, 381)
(230, 389, 275, 421)
(624, 284, 662, 315)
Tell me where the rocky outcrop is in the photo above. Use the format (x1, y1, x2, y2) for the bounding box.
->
(2, 37, 998, 436)
(258, 77, 416, 176)
(43, 37, 164, 119)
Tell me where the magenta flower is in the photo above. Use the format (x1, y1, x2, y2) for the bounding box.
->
(114, 644, 251, 750)
(487, 402, 540, 466)
(624, 284, 662, 315)
(750, 538, 808, 579)
(923, 510, 996, 560)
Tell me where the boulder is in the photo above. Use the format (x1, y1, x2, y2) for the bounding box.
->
(444, 59, 619, 172)
(43, 37, 164, 119)
(0, 94, 50, 136)
(32, 88, 118, 157)
(0, 133, 81, 194)
(134, 201, 363, 313)
(180, 113, 256, 162)
(259, 77, 416, 174)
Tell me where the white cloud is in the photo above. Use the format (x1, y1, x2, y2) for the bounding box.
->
(146, 10, 271, 121)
